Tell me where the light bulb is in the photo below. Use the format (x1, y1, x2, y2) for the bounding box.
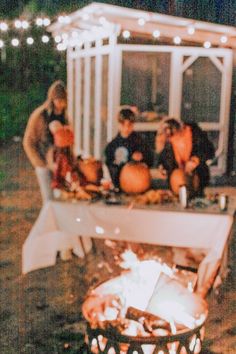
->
(0, 22, 8, 31)
(55, 35, 62, 43)
(220, 35, 228, 44)
(204, 41, 211, 48)
(57, 42, 67, 51)
(36, 18, 43, 26)
(61, 33, 68, 40)
(122, 30, 130, 39)
(22, 20, 29, 29)
(58, 16, 65, 23)
(71, 31, 79, 38)
(138, 18, 146, 26)
(174, 36, 181, 44)
(26, 37, 34, 45)
(153, 30, 160, 38)
(187, 26, 195, 35)
(64, 16, 71, 24)
(42, 35, 49, 43)
(11, 38, 19, 46)
(43, 18, 51, 27)
(82, 13, 89, 21)
(14, 20, 22, 29)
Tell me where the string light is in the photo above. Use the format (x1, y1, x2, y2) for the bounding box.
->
(152, 30, 160, 38)
(173, 36, 181, 44)
(204, 41, 211, 48)
(0, 22, 8, 31)
(71, 31, 79, 38)
(82, 13, 90, 21)
(11, 38, 19, 46)
(43, 18, 51, 26)
(187, 26, 195, 35)
(14, 20, 22, 29)
(99, 16, 107, 25)
(220, 35, 228, 43)
(61, 33, 68, 40)
(42, 35, 50, 43)
(26, 37, 34, 45)
(58, 16, 65, 24)
(64, 16, 71, 24)
(57, 42, 67, 51)
(138, 18, 146, 26)
(0, 12, 231, 51)
(58, 15, 71, 24)
(36, 18, 43, 26)
(122, 30, 130, 39)
(54, 35, 62, 43)
(22, 20, 29, 29)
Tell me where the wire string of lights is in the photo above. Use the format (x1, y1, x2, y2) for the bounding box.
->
(0, 13, 230, 51)
(0, 15, 72, 50)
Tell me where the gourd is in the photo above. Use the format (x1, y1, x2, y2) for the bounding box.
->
(119, 162, 151, 194)
(170, 168, 200, 197)
(78, 158, 103, 185)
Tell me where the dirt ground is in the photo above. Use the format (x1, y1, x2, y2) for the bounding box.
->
(0, 142, 235, 354)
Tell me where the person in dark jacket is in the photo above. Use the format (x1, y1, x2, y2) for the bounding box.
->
(155, 118, 215, 195)
(105, 108, 154, 188)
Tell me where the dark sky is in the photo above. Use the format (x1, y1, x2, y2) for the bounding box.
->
(0, 0, 235, 25)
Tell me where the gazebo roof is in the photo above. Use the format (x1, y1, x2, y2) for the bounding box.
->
(49, 2, 236, 48)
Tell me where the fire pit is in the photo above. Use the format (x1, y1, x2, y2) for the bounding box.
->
(82, 259, 208, 354)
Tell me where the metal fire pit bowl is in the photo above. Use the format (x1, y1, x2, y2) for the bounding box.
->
(86, 322, 205, 354)
(82, 273, 208, 354)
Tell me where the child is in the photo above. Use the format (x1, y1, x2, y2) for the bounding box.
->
(48, 123, 82, 192)
(104, 108, 154, 188)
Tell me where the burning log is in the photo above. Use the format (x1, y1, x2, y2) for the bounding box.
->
(125, 306, 171, 333)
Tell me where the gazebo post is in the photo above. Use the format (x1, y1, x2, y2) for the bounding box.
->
(74, 53, 82, 156)
(83, 42, 91, 157)
(94, 39, 103, 159)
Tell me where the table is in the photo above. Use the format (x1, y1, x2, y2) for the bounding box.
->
(22, 199, 234, 296)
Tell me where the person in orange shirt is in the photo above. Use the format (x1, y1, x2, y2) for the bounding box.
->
(155, 118, 215, 196)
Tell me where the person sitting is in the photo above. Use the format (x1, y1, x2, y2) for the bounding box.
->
(155, 118, 215, 197)
(104, 108, 154, 189)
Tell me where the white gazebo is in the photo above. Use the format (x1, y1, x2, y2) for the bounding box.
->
(49, 2, 236, 175)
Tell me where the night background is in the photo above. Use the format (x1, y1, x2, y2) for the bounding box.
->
(0, 2, 236, 354)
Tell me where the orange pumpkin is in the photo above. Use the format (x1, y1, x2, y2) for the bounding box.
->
(170, 168, 200, 197)
(119, 162, 151, 194)
(169, 168, 187, 195)
(78, 158, 103, 185)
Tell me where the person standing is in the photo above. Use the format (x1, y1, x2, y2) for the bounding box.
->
(23, 80, 68, 203)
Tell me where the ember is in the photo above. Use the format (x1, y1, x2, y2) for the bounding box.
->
(82, 256, 208, 354)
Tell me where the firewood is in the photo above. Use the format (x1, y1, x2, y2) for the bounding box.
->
(125, 306, 171, 332)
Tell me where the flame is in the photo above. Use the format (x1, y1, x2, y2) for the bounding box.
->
(89, 256, 207, 354)
(152, 300, 196, 329)
(188, 281, 194, 293)
(170, 320, 177, 335)
(119, 249, 140, 269)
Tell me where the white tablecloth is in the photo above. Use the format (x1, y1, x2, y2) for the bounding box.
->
(22, 200, 234, 295)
